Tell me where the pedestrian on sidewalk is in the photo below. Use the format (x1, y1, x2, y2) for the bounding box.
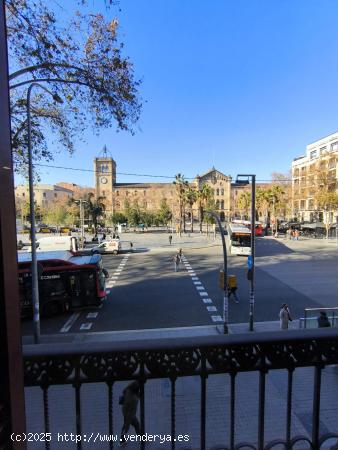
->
(169, 234, 172, 245)
(227, 274, 239, 303)
(130, 242, 133, 252)
(317, 311, 331, 328)
(172, 253, 180, 272)
(119, 381, 141, 447)
(279, 303, 292, 329)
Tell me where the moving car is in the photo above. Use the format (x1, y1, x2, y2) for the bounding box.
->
(91, 238, 121, 255)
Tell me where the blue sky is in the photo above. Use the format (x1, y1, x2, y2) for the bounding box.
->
(16, 0, 338, 186)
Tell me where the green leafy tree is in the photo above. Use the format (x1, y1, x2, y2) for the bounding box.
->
(7, 0, 142, 173)
(111, 212, 127, 225)
(313, 154, 338, 237)
(140, 211, 154, 228)
(157, 199, 172, 227)
(42, 201, 67, 230)
(15, 197, 31, 223)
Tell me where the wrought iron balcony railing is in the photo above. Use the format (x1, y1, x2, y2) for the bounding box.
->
(23, 329, 338, 450)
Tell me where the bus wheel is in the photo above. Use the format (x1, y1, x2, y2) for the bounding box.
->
(43, 302, 60, 317)
(113, 250, 118, 255)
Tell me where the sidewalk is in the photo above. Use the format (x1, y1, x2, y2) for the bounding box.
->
(24, 323, 338, 449)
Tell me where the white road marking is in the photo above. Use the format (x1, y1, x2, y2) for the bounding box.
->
(199, 292, 208, 297)
(192, 277, 199, 281)
(207, 306, 217, 312)
(189, 273, 196, 277)
(188, 269, 194, 273)
(60, 313, 80, 333)
(110, 276, 119, 279)
(211, 315, 223, 322)
(196, 286, 205, 290)
(106, 290, 111, 294)
(80, 323, 93, 330)
(202, 298, 213, 304)
(193, 281, 202, 285)
(86, 312, 98, 319)
(106, 281, 116, 287)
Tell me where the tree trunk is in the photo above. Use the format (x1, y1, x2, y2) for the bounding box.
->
(191, 208, 194, 233)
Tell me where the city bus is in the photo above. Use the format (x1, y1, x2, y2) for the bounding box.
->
(18, 250, 108, 318)
(227, 223, 251, 256)
(232, 220, 264, 236)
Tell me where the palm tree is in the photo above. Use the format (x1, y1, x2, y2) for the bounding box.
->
(184, 187, 197, 232)
(197, 183, 214, 232)
(173, 173, 188, 234)
(84, 192, 105, 233)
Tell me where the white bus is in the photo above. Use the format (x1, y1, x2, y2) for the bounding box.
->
(227, 223, 251, 256)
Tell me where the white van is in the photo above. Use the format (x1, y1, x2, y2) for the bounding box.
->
(92, 239, 121, 255)
(28, 236, 79, 252)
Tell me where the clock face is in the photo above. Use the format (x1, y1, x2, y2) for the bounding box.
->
(101, 177, 108, 184)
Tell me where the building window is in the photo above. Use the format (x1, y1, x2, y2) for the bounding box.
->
(216, 200, 220, 209)
(310, 150, 317, 159)
(331, 141, 338, 152)
(54, 193, 57, 198)
(43, 193, 46, 198)
(216, 189, 219, 196)
(143, 201, 147, 208)
(221, 188, 224, 196)
(134, 190, 138, 195)
(22, 192, 25, 197)
(126, 191, 128, 196)
(300, 200, 305, 209)
(115, 190, 119, 196)
(115, 201, 120, 208)
(143, 190, 146, 196)
(320, 146, 327, 154)
(220, 200, 224, 209)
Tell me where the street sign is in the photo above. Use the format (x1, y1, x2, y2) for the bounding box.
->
(247, 255, 253, 269)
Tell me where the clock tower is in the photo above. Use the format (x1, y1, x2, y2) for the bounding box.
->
(94, 146, 116, 214)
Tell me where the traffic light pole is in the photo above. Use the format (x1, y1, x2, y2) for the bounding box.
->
(249, 175, 256, 331)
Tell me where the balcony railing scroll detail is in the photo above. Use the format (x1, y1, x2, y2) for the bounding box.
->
(23, 330, 338, 450)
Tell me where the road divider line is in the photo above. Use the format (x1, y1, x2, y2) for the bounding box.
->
(60, 312, 80, 333)
(86, 312, 98, 319)
(207, 306, 217, 312)
(202, 298, 213, 304)
(211, 315, 223, 322)
(80, 323, 93, 331)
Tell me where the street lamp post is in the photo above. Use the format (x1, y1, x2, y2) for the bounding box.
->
(206, 210, 228, 334)
(75, 199, 88, 249)
(236, 174, 256, 332)
(27, 83, 63, 344)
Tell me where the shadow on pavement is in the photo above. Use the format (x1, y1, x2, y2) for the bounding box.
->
(256, 238, 295, 257)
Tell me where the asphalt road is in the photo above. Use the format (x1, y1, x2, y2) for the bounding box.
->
(20, 236, 338, 337)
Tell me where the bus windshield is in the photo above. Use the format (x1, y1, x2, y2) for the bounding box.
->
(231, 234, 251, 247)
